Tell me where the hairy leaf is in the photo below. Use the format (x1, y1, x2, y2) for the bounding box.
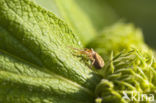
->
(0, 0, 100, 102)
(34, 0, 96, 45)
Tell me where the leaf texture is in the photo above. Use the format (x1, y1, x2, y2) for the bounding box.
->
(35, 0, 96, 45)
(0, 0, 100, 102)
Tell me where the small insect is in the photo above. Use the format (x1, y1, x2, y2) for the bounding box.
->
(69, 47, 104, 69)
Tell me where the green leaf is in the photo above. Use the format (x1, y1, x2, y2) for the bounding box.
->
(34, 0, 97, 45)
(0, 0, 100, 102)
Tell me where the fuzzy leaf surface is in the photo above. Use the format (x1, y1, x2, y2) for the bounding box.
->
(0, 0, 100, 102)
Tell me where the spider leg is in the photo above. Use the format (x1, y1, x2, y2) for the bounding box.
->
(87, 56, 95, 69)
(92, 59, 95, 65)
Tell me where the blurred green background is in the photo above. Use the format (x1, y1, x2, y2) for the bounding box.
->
(76, 0, 156, 48)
